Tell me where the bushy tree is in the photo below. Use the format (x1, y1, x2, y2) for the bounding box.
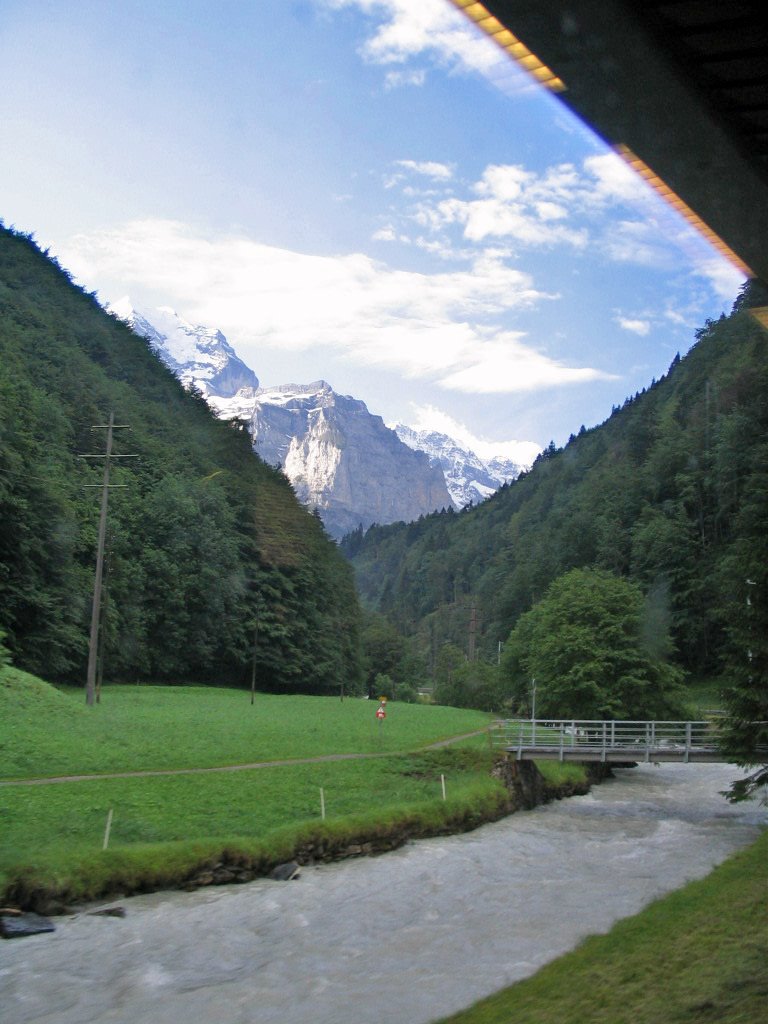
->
(500, 568, 684, 719)
(360, 610, 424, 698)
(717, 449, 768, 801)
(432, 642, 504, 711)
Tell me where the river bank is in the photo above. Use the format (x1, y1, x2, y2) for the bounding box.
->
(2, 756, 594, 912)
(1, 763, 763, 1024)
(437, 823, 768, 1024)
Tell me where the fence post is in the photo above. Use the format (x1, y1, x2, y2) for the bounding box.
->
(685, 722, 691, 763)
(103, 808, 113, 851)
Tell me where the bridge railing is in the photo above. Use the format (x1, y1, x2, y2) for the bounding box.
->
(488, 718, 721, 762)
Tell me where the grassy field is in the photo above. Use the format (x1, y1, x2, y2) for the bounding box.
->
(5, 669, 575, 904)
(0, 747, 505, 870)
(436, 829, 768, 1024)
(1, 669, 492, 778)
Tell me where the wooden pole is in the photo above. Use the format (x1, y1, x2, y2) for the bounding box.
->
(103, 808, 113, 850)
(86, 414, 114, 707)
(250, 617, 258, 705)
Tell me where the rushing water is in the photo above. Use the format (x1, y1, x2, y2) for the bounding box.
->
(2, 763, 765, 1024)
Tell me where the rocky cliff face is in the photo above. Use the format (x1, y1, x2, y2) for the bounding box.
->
(212, 382, 453, 539)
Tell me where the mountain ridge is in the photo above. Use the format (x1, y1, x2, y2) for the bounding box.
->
(212, 380, 453, 539)
(393, 423, 527, 509)
(116, 303, 524, 535)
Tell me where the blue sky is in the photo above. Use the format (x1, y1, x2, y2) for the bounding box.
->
(0, 0, 744, 457)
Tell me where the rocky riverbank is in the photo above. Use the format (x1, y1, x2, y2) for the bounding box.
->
(3, 758, 607, 914)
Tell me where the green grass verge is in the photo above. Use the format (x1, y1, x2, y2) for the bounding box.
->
(0, 671, 491, 778)
(1, 749, 513, 909)
(435, 829, 768, 1024)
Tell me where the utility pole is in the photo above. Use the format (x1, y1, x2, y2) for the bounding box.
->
(251, 615, 258, 706)
(95, 529, 112, 704)
(468, 604, 477, 662)
(81, 413, 136, 706)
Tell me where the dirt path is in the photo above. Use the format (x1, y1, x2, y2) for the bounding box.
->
(0, 729, 489, 787)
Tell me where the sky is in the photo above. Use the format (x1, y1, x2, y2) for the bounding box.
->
(0, 0, 746, 458)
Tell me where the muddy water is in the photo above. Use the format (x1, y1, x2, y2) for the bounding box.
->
(1, 763, 765, 1024)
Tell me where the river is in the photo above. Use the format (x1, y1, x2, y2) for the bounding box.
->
(1, 763, 765, 1024)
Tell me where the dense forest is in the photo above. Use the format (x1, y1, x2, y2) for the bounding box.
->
(0, 225, 361, 693)
(344, 282, 768, 764)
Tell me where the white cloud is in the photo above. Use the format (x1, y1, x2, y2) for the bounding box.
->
(437, 333, 614, 393)
(384, 68, 426, 89)
(583, 152, 655, 206)
(372, 225, 397, 241)
(396, 159, 453, 181)
(599, 220, 675, 267)
(321, 0, 497, 72)
(689, 254, 745, 301)
(318, 0, 535, 96)
(615, 316, 651, 336)
(406, 404, 542, 465)
(405, 162, 590, 249)
(57, 217, 611, 397)
(392, 154, 743, 303)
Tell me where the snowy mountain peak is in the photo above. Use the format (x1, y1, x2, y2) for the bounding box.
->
(211, 383, 452, 539)
(109, 298, 259, 398)
(394, 424, 529, 509)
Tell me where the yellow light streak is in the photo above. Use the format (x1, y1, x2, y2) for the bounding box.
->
(448, 0, 566, 92)
(449, 0, 753, 280)
(615, 145, 754, 278)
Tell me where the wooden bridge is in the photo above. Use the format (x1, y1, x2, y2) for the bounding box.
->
(489, 719, 727, 764)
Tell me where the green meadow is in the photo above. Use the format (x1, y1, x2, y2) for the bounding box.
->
(2, 669, 538, 904)
(1, 670, 492, 779)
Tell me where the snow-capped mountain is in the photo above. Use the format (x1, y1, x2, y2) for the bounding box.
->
(110, 298, 259, 397)
(212, 382, 452, 539)
(113, 300, 528, 533)
(394, 424, 529, 508)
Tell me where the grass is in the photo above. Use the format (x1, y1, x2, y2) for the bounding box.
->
(0, 669, 492, 778)
(683, 676, 727, 717)
(435, 829, 768, 1024)
(0, 671, 511, 904)
(0, 748, 498, 867)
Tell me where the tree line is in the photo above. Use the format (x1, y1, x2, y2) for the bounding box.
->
(0, 225, 361, 694)
(344, 282, 768, 793)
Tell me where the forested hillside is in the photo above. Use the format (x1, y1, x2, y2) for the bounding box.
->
(345, 282, 768, 704)
(0, 225, 361, 692)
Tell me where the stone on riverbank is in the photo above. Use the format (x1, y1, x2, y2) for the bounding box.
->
(0, 911, 56, 939)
